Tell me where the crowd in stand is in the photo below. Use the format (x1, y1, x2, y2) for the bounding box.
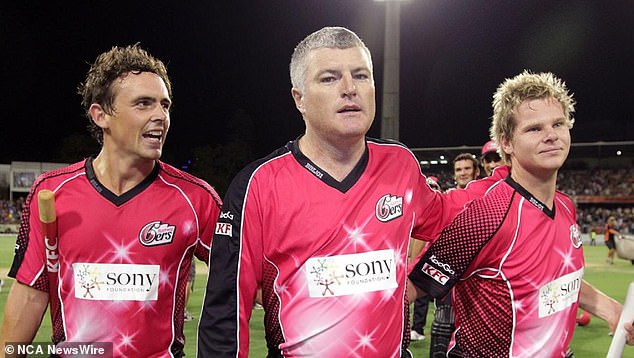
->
(557, 168, 634, 197)
(0, 197, 24, 226)
(578, 206, 634, 235)
(425, 166, 634, 235)
(1, 168, 633, 234)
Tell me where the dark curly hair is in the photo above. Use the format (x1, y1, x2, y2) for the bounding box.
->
(77, 44, 172, 144)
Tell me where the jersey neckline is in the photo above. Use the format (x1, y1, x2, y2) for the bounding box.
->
(288, 138, 369, 193)
(85, 157, 160, 206)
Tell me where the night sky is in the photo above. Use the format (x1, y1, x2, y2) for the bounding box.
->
(1, 1, 632, 165)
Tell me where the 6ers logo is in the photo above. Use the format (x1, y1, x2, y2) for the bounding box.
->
(139, 221, 176, 247)
(375, 194, 403, 222)
(570, 224, 582, 248)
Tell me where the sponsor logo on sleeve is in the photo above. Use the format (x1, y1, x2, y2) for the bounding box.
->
(139, 221, 175, 247)
(421, 263, 450, 285)
(305, 249, 397, 297)
(375, 194, 403, 222)
(538, 268, 583, 317)
(72, 263, 160, 301)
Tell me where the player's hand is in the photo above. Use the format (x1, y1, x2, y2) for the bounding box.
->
(625, 321, 634, 346)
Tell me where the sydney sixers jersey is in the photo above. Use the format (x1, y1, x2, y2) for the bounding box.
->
(198, 138, 502, 358)
(9, 158, 221, 357)
(410, 176, 584, 358)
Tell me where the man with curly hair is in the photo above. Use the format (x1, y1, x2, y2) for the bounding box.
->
(1, 44, 221, 357)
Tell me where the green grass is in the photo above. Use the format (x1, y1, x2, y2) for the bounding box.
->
(1, 235, 633, 357)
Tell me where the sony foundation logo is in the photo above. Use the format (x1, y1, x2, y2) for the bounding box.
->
(72, 263, 160, 301)
(305, 249, 397, 297)
(538, 268, 583, 317)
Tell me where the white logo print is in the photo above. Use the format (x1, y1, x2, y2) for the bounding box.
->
(305, 250, 397, 297)
(429, 255, 455, 274)
(375, 194, 403, 222)
(73, 263, 160, 301)
(139, 221, 176, 247)
(569, 224, 582, 248)
(538, 268, 583, 317)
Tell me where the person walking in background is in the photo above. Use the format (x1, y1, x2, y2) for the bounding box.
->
(605, 215, 623, 264)
(197, 26, 508, 358)
(184, 260, 197, 321)
(409, 70, 625, 357)
(0, 44, 221, 357)
(480, 140, 504, 176)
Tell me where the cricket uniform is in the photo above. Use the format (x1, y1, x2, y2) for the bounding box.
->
(9, 158, 221, 357)
(409, 176, 584, 358)
(198, 138, 504, 358)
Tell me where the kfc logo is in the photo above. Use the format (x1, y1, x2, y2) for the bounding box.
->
(215, 222, 233, 236)
(422, 263, 449, 285)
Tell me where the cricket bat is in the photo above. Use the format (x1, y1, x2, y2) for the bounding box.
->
(606, 281, 634, 357)
(37, 189, 61, 327)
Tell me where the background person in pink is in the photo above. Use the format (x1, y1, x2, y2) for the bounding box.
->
(480, 140, 504, 176)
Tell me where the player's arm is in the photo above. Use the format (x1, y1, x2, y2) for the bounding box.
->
(579, 279, 622, 334)
(193, 187, 222, 265)
(414, 165, 509, 242)
(198, 170, 261, 358)
(1, 281, 49, 345)
(443, 165, 508, 205)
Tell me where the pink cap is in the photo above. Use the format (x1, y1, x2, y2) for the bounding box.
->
(481, 140, 499, 155)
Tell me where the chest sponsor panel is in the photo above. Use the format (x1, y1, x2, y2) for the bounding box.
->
(72, 263, 160, 301)
(304, 249, 397, 297)
(538, 268, 583, 318)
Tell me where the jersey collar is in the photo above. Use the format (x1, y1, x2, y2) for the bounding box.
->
(85, 157, 160, 206)
(505, 175, 555, 219)
(289, 138, 369, 193)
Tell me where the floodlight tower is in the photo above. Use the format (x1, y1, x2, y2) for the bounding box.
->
(377, 0, 406, 140)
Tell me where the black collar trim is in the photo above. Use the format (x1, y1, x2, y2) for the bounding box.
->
(505, 175, 555, 219)
(289, 138, 368, 193)
(85, 157, 160, 206)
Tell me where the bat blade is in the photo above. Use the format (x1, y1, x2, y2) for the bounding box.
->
(38, 189, 59, 272)
(606, 281, 634, 357)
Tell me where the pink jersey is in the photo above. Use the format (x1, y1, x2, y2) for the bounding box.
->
(198, 139, 505, 358)
(9, 158, 221, 357)
(410, 176, 584, 357)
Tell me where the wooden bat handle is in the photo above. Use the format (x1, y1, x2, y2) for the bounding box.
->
(38, 189, 57, 224)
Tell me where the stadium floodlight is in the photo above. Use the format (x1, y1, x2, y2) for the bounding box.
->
(376, 0, 410, 141)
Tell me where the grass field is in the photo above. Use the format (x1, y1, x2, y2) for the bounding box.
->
(1, 234, 633, 357)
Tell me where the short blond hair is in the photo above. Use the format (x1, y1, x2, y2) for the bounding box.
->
(490, 70, 575, 163)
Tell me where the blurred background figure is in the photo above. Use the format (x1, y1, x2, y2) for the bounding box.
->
(604, 215, 623, 264)
(480, 140, 503, 176)
(452, 153, 480, 189)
